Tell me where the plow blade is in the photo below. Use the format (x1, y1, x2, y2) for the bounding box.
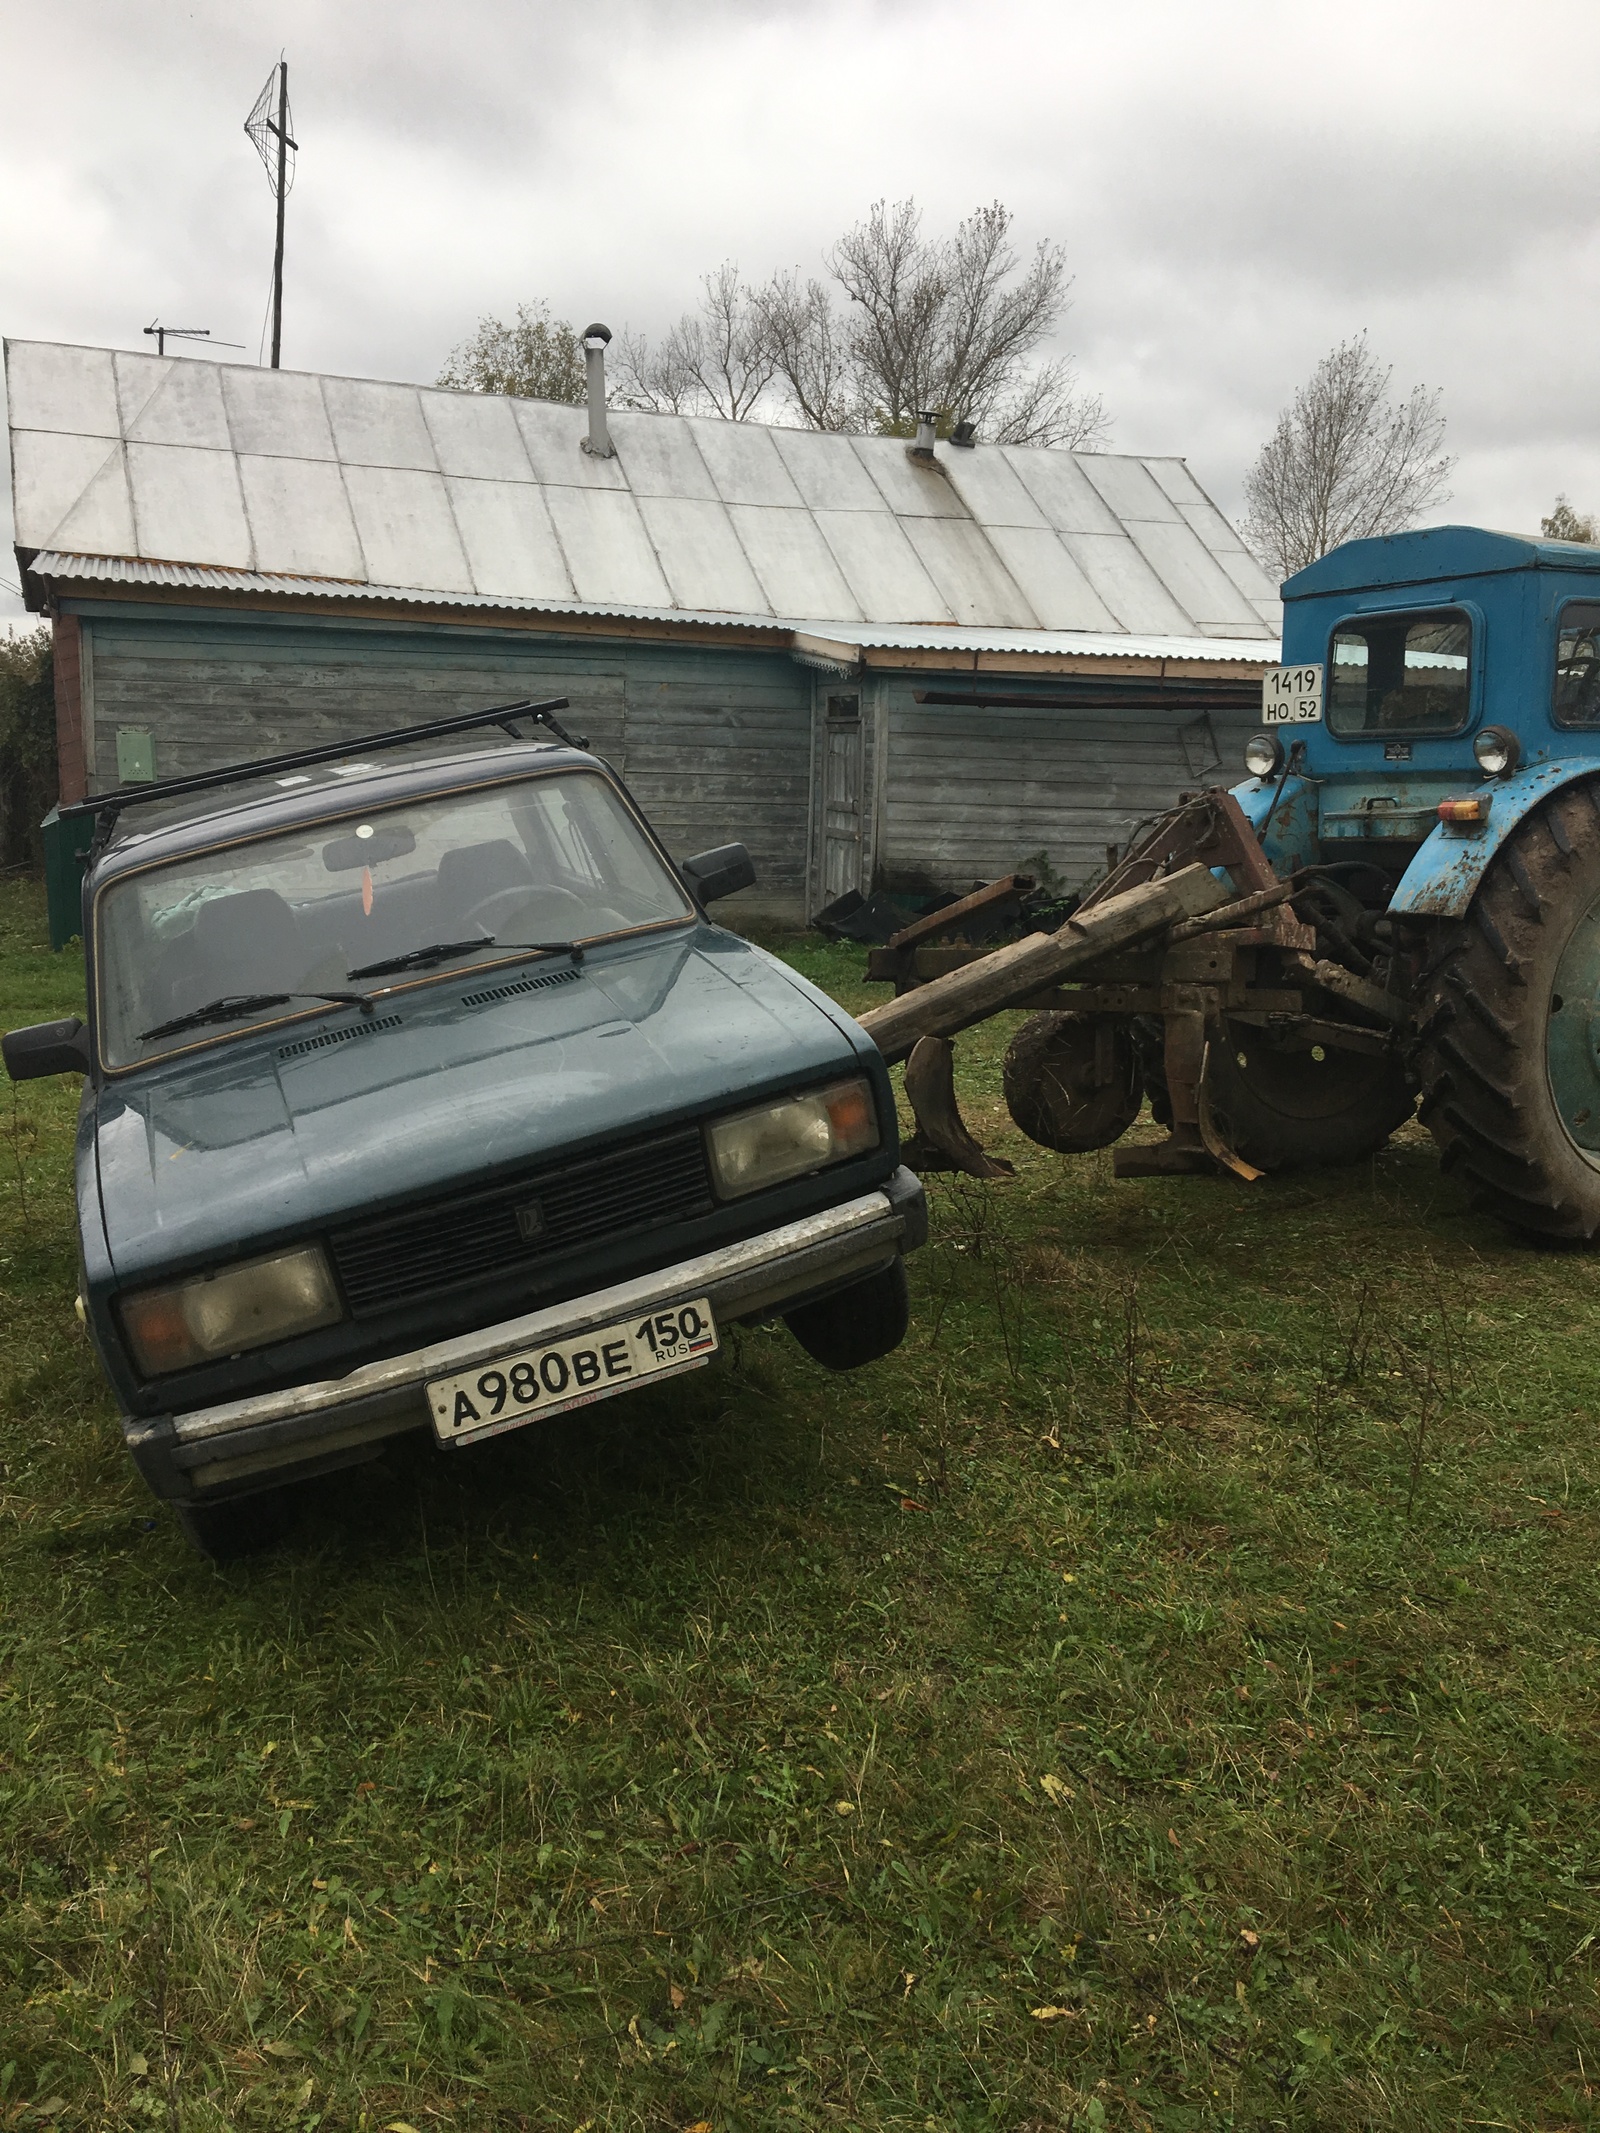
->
(902, 1036, 1016, 1179)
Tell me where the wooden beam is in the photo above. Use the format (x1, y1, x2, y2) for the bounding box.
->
(857, 862, 1232, 1063)
(52, 615, 87, 805)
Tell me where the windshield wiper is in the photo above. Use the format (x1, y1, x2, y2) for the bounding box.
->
(346, 937, 585, 981)
(346, 937, 494, 981)
(491, 940, 586, 964)
(139, 991, 374, 1042)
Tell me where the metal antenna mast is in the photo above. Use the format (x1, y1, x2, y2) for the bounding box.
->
(245, 59, 297, 368)
(142, 326, 245, 358)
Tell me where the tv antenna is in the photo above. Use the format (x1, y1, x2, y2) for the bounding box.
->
(244, 58, 297, 368)
(142, 325, 246, 358)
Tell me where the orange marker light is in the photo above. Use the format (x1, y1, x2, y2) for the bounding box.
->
(825, 1082, 876, 1155)
(361, 864, 374, 915)
(1438, 796, 1488, 826)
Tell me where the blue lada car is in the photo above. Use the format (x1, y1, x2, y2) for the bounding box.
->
(3, 704, 924, 1557)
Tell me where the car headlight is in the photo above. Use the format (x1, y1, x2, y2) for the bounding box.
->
(706, 1077, 880, 1199)
(1245, 732, 1284, 779)
(120, 1244, 343, 1376)
(1472, 724, 1521, 777)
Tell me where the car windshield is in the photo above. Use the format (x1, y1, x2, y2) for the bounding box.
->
(1327, 610, 1472, 736)
(1554, 601, 1600, 727)
(96, 769, 692, 1068)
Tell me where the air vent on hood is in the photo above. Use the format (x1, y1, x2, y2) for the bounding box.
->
(460, 966, 582, 1010)
(278, 1015, 403, 1061)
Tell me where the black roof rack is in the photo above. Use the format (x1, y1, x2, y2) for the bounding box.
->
(60, 697, 585, 833)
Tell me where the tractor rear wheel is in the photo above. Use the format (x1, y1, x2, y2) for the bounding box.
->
(1416, 779, 1600, 1241)
(1201, 1021, 1415, 1172)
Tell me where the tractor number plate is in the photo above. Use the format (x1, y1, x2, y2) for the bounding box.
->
(428, 1298, 718, 1446)
(1263, 664, 1323, 725)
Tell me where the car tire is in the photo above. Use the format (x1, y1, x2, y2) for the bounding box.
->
(784, 1258, 910, 1370)
(174, 1484, 300, 1562)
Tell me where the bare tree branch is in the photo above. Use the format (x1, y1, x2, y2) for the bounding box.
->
(1242, 336, 1454, 578)
(811, 198, 1105, 447)
(441, 199, 1110, 453)
(615, 265, 774, 420)
(750, 270, 855, 431)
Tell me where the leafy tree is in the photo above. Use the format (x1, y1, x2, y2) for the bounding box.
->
(436, 303, 585, 403)
(1541, 497, 1597, 544)
(0, 626, 56, 868)
(1241, 335, 1453, 579)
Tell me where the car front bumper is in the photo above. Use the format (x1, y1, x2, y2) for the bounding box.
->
(124, 1169, 926, 1504)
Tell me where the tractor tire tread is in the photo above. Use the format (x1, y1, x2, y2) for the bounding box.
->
(1415, 778, 1600, 1242)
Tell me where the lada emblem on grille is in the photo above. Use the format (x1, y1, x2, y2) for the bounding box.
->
(514, 1201, 545, 1242)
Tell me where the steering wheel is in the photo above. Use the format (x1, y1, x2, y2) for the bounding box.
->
(464, 885, 586, 938)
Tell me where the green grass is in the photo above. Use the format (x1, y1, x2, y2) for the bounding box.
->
(2, 874, 1599, 2130)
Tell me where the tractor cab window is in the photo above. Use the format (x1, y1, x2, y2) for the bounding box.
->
(1554, 602, 1600, 727)
(1328, 610, 1472, 736)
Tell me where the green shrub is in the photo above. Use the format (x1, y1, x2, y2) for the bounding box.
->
(0, 625, 56, 868)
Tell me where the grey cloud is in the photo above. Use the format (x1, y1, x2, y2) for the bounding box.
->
(4, 0, 1600, 620)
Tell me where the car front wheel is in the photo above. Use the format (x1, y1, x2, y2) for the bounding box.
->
(174, 1484, 300, 1562)
(784, 1259, 910, 1370)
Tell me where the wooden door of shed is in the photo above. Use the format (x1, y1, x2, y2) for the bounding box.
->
(812, 690, 864, 910)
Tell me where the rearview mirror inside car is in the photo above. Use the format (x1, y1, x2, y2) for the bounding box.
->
(3, 1017, 91, 1080)
(680, 843, 757, 905)
(323, 823, 417, 872)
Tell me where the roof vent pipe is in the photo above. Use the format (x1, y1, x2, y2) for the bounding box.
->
(911, 409, 938, 458)
(581, 323, 615, 459)
(950, 419, 976, 449)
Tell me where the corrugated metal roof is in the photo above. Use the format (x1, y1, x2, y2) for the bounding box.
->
(7, 339, 1281, 651)
(24, 550, 791, 630)
(30, 552, 1279, 668)
(791, 621, 1278, 664)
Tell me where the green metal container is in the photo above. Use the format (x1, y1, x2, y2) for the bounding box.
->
(40, 806, 89, 950)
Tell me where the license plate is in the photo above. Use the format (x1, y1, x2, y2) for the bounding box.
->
(1263, 663, 1324, 725)
(428, 1297, 719, 1446)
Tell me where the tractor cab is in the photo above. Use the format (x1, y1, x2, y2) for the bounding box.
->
(1238, 525, 1600, 907)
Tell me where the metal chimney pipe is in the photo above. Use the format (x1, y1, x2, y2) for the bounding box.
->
(912, 409, 938, 457)
(581, 323, 615, 458)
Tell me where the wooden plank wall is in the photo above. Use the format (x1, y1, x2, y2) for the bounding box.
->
(78, 609, 812, 918)
(874, 679, 1261, 897)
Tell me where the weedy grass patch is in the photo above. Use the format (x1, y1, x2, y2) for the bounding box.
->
(1, 878, 1598, 2130)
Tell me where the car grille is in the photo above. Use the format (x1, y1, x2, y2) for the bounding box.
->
(328, 1125, 715, 1317)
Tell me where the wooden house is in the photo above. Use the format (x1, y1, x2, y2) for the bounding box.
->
(5, 337, 1280, 920)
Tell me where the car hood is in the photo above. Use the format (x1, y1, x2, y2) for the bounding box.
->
(93, 927, 867, 1281)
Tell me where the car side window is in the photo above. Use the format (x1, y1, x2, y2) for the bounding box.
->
(1327, 609, 1472, 736)
(1554, 601, 1600, 727)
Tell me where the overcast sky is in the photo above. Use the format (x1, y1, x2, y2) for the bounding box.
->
(4, 0, 1597, 627)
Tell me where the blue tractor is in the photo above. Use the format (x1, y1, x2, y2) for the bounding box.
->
(864, 525, 1600, 1242)
(1231, 524, 1600, 1239)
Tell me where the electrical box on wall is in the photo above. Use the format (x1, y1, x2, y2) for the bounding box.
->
(116, 729, 155, 783)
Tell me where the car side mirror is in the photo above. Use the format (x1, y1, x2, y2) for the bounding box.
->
(681, 843, 756, 905)
(3, 1017, 91, 1080)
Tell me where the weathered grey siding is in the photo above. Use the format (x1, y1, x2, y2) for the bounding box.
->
(875, 679, 1260, 895)
(77, 607, 811, 917)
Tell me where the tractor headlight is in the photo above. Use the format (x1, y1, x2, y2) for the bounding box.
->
(1244, 733, 1284, 780)
(705, 1078, 879, 1199)
(120, 1244, 343, 1376)
(1472, 725, 1521, 777)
